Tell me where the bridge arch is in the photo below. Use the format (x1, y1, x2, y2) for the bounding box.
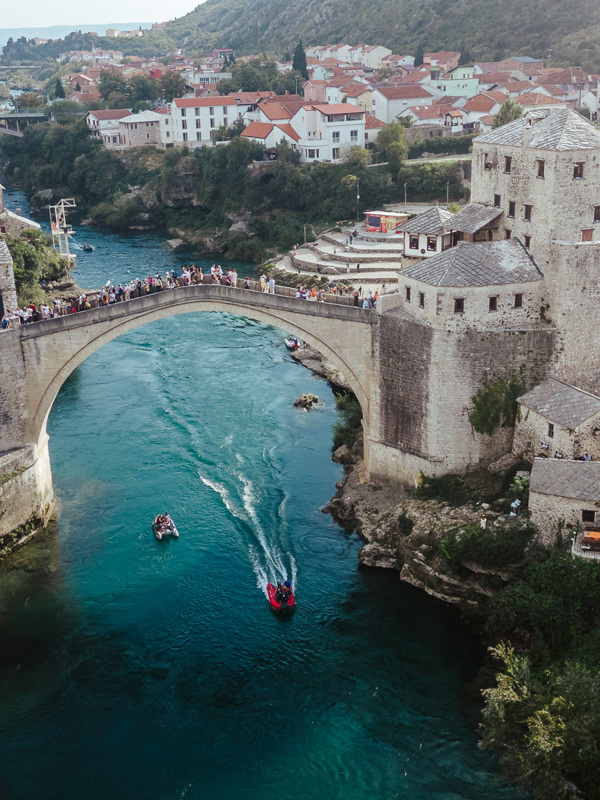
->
(19, 287, 376, 454)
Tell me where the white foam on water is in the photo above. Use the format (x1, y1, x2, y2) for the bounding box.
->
(198, 473, 242, 520)
(239, 475, 287, 581)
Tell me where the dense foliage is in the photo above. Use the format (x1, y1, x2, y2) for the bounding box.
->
(469, 372, 527, 435)
(4, 229, 69, 301)
(440, 521, 533, 569)
(332, 392, 363, 449)
(216, 59, 305, 95)
(482, 552, 600, 798)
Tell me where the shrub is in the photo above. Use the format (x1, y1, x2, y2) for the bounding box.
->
(332, 392, 363, 450)
(469, 371, 527, 435)
(414, 473, 472, 506)
(441, 521, 534, 569)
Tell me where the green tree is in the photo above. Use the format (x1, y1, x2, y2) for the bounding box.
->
(54, 78, 65, 99)
(158, 71, 186, 102)
(492, 98, 523, 129)
(18, 92, 44, 108)
(376, 121, 408, 172)
(129, 74, 158, 104)
(99, 69, 128, 101)
(292, 40, 308, 80)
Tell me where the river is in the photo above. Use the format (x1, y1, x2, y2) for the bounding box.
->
(0, 192, 519, 799)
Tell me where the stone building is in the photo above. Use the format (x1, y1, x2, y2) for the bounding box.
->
(117, 110, 162, 148)
(0, 184, 41, 237)
(514, 378, 600, 460)
(529, 458, 600, 545)
(399, 206, 454, 259)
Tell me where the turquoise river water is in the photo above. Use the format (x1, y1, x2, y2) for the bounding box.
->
(0, 193, 520, 799)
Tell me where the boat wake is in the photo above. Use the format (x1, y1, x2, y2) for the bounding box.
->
(198, 470, 296, 596)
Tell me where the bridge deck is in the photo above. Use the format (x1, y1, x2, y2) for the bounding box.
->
(19, 282, 375, 340)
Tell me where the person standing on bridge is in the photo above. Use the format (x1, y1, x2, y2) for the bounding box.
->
(268, 277, 276, 294)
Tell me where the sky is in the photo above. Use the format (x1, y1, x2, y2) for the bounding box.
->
(2, 0, 203, 29)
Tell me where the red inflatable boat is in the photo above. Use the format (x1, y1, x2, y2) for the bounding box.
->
(267, 583, 295, 611)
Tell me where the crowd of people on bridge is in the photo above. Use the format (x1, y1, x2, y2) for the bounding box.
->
(1, 263, 378, 331)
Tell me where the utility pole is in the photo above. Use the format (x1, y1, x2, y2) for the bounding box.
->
(356, 177, 360, 222)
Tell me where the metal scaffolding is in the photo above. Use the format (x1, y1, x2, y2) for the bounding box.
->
(49, 199, 77, 261)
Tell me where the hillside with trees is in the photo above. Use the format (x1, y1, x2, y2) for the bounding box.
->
(2, 0, 600, 70)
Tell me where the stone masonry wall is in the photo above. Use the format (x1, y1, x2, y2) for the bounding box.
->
(0, 329, 28, 454)
(513, 406, 600, 461)
(529, 489, 599, 547)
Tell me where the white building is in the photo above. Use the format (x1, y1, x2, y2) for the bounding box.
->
(161, 96, 258, 148)
(371, 85, 435, 123)
(290, 103, 366, 162)
(86, 108, 132, 146)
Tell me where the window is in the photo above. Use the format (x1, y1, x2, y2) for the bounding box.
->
(182, 120, 187, 130)
(537, 160, 545, 179)
(504, 156, 512, 173)
(594, 206, 600, 223)
(524, 204, 532, 222)
(181, 108, 186, 117)
(409, 235, 419, 250)
(195, 108, 200, 116)
(419, 292, 425, 308)
(166, 131, 170, 138)
(405, 286, 411, 302)
(350, 129, 358, 142)
(183, 132, 188, 142)
(426, 236, 437, 251)
(494, 194, 501, 208)
(209, 107, 214, 115)
(489, 296, 498, 312)
(484, 153, 492, 171)
(332, 147, 341, 160)
(548, 423, 554, 438)
(332, 131, 340, 143)
(524, 235, 531, 248)
(454, 297, 465, 313)
(574, 162, 584, 179)
(582, 510, 596, 523)
(508, 201, 515, 218)
(196, 120, 201, 129)
(582, 229, 594, 242)
(505, 229, 512, 239)
(210, 118, 215, 128)
(514, 293, 523, 308)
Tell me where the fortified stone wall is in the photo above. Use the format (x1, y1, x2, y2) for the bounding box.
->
(376, 309, 556, 481)
(0, 443, 54, 537)
(0, 329, 28, 454)
(549, 242, 600, 378)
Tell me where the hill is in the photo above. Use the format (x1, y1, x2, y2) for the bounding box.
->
(2, 0, 599, 71)
(161, 0, 600, 70)
(0, 23, 152, 49)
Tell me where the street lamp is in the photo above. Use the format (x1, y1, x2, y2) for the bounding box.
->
(356, 177, 360, 222)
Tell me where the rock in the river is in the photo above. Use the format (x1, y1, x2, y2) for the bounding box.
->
(294, 393, 319, 409)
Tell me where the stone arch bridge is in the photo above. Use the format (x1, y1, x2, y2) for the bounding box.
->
(0, 267, 554, 538)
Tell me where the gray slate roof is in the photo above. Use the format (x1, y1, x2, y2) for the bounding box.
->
(401, 239, 543, 287)
(475, 109, 600, 151)
(399, 206, 454, 235)
(518, 378, 600, 429)
(530, 458, 600, 501)
(450, 203, 503, 234)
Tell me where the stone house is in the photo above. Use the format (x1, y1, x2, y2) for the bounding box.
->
(399, 238, 544, 330)
(399, 207, 455, 258)
(514, 378, 600, 460)
(118, 110, 163, 148)
(529, 458, 600, 545)
(86, 109, 132, 146)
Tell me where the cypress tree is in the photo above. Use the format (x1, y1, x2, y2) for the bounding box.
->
(54, 78, 65, 99)
(292, 40, 308, 80)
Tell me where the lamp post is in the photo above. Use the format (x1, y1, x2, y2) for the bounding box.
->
(404, 182, 407, 206)
(356, 177, 360, 222)
(446, 180, 450, 206)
